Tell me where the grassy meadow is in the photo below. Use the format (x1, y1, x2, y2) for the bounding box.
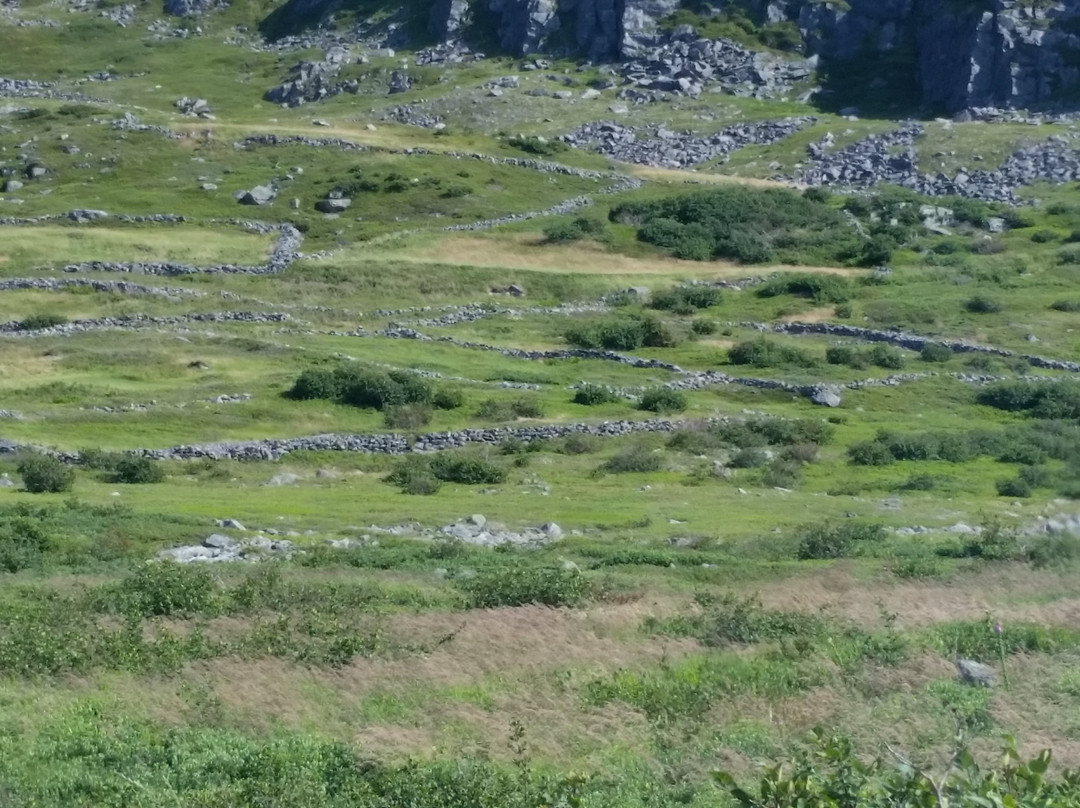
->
(5, 1, 1080, 804)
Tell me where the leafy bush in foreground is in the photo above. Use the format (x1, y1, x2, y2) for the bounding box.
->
(716, 730, 1076, 808)
(17, 453, 74, 494)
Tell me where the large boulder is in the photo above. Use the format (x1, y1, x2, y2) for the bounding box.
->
(235, 185, 276, 206)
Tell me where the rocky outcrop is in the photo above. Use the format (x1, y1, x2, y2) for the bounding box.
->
(421, 0, 1080, 112)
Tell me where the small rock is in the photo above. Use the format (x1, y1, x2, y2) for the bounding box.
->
(267, 473, 299, 486)
(956, 658, 995, 687)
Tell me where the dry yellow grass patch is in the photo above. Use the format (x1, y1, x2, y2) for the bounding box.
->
(753, 564, 1080, 629)
(626, 164, 799, 190)
(372, 233, 865, 280)
(779, 306, 836, 324)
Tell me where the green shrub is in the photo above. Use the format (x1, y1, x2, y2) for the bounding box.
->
(559, 433, 600, 454)
(286, 368, 340, 401)
(573, 384, 620, 406)
(603, 444, 662, 474)
(385, 456, 442, 495)
(690, 317, 717, 335)
(756, 273, 853, 304)
(1030, 228, 1058, 243)
(650, 285, 721, 312)
(920, 342, 952, 362)
(638, 387, 687, 413)
(0, 517, 51, 572)
(978, 380, 1080, 419)
(996, 476, 1031, 498)
(337, 368, 432, 410)
(730, 447, 769, 469)
(847, 439, 895, 466)
(17, 454, 75, 494)
(432, 387, 465, 410)
(964, 295, 1003, 314)
(428, 453, 507, 485)
(1050, 299, 1080, 312)
(612, 185, 861, 266)
(475, 397, 543, 420)
(564, 313, 678, 351)
(796, 521, 885, 560)
(825, 345, 857, 365)
(868, 344, 905, 369)
(111, 455, 165, 484)
(543, 215, 608, 243)
(115, 562, 217, 617)
(728, 338, 817, 368)
(383, 403, 433, 429)
(16, 312, 67, 331)
(457, 566, 591, 608)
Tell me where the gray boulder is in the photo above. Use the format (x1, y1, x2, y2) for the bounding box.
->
(315, 197, 352, 213)
(236, 185, 276, 206)
(388, 70, 412, 94)
(956, 657, 995, 687)
(810, 385, 843, 408)
(2, 179, 23, 192)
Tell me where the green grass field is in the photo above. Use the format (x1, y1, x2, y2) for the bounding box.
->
(6, 2, 1080, 804)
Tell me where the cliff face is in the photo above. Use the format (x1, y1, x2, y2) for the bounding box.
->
(428, 0, 1080, 112)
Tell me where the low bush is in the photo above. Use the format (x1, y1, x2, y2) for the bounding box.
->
(728, 338, 817, 369)
(457, 566, 591, 608)
(690, 317, 717, 335)
(996, 476, 1032, 498)
(386, 452, 506, 490)
(286, 368, 340, 401)
(867, 344, 905, 369)
(559, 433, 601, 454)
(603, 444, 662, 474)
(114, 562, 217, 617)
(920, 342, 952, 362)
(565, 313, 678, 351)
(383, 403, 433, 429)
(111, 455, 165, 484)
(977, 380, 1080, 419)
(432, 387, 465, 410)
(475, 397, 544, 420)
(638, 387, 687, 413)
(543, 215, 608, 243)
(1050, 299, 1080, 312)
(649, 285, 721, 313)
(17, 453, 74, 494)
(573, 384, 621, 406)
(16, 312, 67, 331)
(796, 520, 886, 560)
(756, 273, 853, 304)
(964, 295, 1003, 314)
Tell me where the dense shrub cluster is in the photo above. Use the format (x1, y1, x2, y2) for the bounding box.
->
(565, 313, 678, 350)
(386, 452, 507, 494)
(977, 380, 1080, 419)
(638, 387, 687, 413)
(286, 365, 462, 414)
(610, 186, 879, 265)
(756, 273, 853, 304)
(542, 215, 608, 243)
(457, 565, 591, 608)
(572, 383, 621, 406)
(669, 417, 835, 454)
(17, 453, 74, 494)
(728, 338, 818, 368)
(825, 343, 907, 370)
(796, 520, 886, 560)
(649, 285, 721, 313)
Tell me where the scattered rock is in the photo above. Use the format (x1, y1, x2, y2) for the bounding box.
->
(956, 658, 995, 687)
